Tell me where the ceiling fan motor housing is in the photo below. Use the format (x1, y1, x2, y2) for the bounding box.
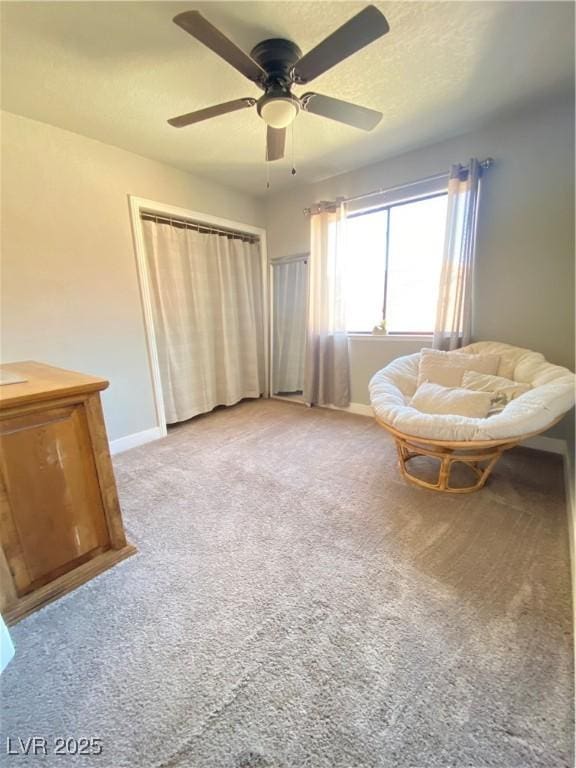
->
(251, 38, 303, 128)
(250, 38, 302, 86)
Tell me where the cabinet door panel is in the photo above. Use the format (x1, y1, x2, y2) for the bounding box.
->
(0, 404, 110, 593)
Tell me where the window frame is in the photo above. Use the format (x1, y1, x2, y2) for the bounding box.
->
(345, 188, 448, 336)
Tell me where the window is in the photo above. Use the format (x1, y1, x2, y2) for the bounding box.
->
(344, 192, 448, 334)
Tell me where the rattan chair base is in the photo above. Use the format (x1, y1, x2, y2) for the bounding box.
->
(393, 435, 515, 493)
(373, 416, 560, 494)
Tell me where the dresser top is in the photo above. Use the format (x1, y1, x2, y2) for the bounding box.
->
(0, 361, 109, 409)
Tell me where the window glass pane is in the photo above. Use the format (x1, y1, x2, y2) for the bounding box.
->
(385, 195, 447, 334)
(344, 209, 387, 332)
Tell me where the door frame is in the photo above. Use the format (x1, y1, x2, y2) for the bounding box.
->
(129, 196, 269, 436)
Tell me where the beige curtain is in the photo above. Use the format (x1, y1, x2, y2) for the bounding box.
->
(143, 220, 265, 423)
(433, 158, 482, 350)
(303, 203, 350, 407)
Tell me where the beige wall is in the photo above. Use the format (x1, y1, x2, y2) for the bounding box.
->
(1, 111, 264, 441)
(265, 93, 575, 427)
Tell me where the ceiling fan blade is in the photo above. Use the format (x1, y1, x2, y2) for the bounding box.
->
(301, 93, 382, 131)
(266, 126, 286, 162)
(168, 98, 256, 128)
(173, 11, 266, 84)
(292, 6, 389, 84)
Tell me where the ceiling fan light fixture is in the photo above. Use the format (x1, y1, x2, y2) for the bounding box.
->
(257, 95, 299, 129)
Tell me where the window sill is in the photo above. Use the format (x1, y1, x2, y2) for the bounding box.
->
(347, 333, 433, 342)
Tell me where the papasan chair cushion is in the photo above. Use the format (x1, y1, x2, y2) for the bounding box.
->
(369, 341, 575, 444)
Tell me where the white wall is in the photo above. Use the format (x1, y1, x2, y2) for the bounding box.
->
(1, 111, 264, 441)
(348, 336, 432, 404)
(265, 93, 575, 425)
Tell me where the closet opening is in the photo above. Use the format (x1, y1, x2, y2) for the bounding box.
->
(129, 197, 268, 436)
(269, 254, 309, 404)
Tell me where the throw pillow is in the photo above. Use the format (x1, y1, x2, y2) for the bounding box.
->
(410, 381, 493, 418)
(461, 371, 531, 400)
(417, 348, 501, 388)
(461, 370, 532, 416)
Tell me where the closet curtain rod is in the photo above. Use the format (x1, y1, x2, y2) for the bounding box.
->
(141, 213, 260, 244)
(271, 253, 309, 265)
(303, 157, 494, 216)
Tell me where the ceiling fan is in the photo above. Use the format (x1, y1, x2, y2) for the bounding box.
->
(167, 6, 390, 161)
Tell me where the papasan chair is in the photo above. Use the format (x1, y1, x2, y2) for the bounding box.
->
(369, 341, 575, 493)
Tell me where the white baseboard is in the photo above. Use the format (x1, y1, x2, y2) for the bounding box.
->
(321, 402, 374, 417)
(345, 402, 374, 417)
(109, 426, 164, 455)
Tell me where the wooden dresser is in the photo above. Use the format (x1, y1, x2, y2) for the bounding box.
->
(0, 361, 135, 623)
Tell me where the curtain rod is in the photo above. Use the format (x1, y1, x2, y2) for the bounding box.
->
(303, 157, 494, 216)
(141, 213, 260, 243)
(271, 253, 309, 265)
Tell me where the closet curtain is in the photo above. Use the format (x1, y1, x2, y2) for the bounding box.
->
(273, 259, 307, 393)
(433, 158, 482, 350)
(143, 220, 265, 423)
(303, 203, 351, 407)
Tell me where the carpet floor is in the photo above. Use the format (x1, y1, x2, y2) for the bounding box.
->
(1, 399, 573, 767)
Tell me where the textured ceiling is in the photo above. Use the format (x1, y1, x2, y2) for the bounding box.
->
(1, 1, 574, 196)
